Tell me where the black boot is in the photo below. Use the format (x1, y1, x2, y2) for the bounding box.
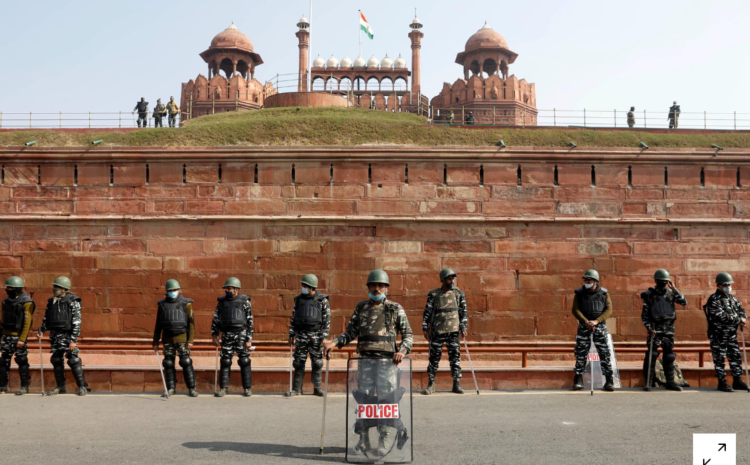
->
(717, 379, 734, 392)
(663, 370, 683, 391)
(732, 376, 749, 391)
(452, 379, 464, 394)
(218, 356, 231, 395)
(238, 356, 252, 393)
(352, 433, 371, 455)
(163, 357, 177, 394)
(603, 376, 615, 392)
(423, 380, 435, 395)
(16, 355, 30, 395)
(285, 369, 305, 397)
(67, 356, 88, 391)
(312, 369, 324, 397)
(49, 353, 66, 395)
(572, 374, 583, 391)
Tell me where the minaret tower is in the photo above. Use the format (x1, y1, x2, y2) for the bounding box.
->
(296, 15, 311, 92)
(408, 14, 423, 95)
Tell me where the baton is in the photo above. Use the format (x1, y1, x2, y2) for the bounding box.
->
(645, 334, 655, 392)
(319, 354, 331, 454)
(741, 327, 750, 393)
(39, 334, 45, 395)
(590, 332, 594, 396)
(462, 336, 480, 395)
(155, 350, 169, 399)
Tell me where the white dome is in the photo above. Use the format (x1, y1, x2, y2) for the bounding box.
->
(312, 55, 325, 68)
(353, 56, 366, 68)
(326, 55, 339, 68)
(381, 55, 393, 69)
(394, 54, 407, 68)
(367, 55, 380, 68)
(340, 56, 352, 68)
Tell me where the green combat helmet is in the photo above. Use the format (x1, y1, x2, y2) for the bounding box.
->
(367, 269, 390, 286)
(716, 272, 734, 285)
(654, 269, 671, 281)
(582, 269, 600, 281)
(165, 279, 181, 291)
(223, 277, 242, 289)
(301, 274, 318, 288)
(439, 268, 457, 281)
(5, 276, 24, 288)
(53, 276, 71, 290)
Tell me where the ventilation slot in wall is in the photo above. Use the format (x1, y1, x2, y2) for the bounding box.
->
(74, 165, 78, 186)
(479, 165, 484, 187)
(591, 165, 596, 187)
(291, 164, 296, 185)
(330, 163, 334, 184)
(182, 164, 187, 184)
(405, 164, 409, 185)
(700, 167, 705, 187)
(0, 165, 4, 186)
(218, 164, 223, 183)
(109, 164, 114, 186)
(254, 163, 258, 184)
(553, 165, 559, 187)
(664, 167, 668, 187)
(737, 167, 741, 188)
(627, 165, 632, 188)
(145, 164, 150, 185)
(368, 163, 372, 184)
(37, 165, 41, 185)
(517, 165, 522, 186)
(443, 164, 447, 185)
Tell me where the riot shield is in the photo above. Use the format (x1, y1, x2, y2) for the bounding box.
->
(583, 334, 621, 389)
(346, 357, 413, 464)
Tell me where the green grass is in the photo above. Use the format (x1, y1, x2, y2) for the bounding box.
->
(2, 106, 750, 148)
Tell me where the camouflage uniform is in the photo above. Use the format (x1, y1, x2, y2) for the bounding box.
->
(641, 287, 687, 386)
(0, 292, 35, 392)
(39, 293, 88, 392)
(133, 100, 148, 127)
(166, 99, 180, 127)
(627, 110, 636, 128)
(153, 294, 196, 394)
(705, 290, 747, 382)
(422, 287, 467, 382)
(571, 285, 614, 377)
(153, 101, 166, 128)
(668, 104, 681, 129)
(288, 293, 330, 394)
(334, 297, 413, 453)
(211, 294, 253, 393)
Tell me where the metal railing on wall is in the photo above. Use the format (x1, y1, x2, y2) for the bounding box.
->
(0, 111, 182, 129)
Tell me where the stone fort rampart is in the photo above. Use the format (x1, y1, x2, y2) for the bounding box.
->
(1, 146, 749, 345)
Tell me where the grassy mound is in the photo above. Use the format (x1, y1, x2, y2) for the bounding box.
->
(2, 107, 750, 148)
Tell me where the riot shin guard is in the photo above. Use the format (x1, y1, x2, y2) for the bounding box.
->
(238, 356, 252, 390)
(219, 357, 232, 389)
(67, 356, 88, 389)
(179, 355, 196, 390)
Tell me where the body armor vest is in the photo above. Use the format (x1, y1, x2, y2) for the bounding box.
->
(293, 294, 327, 331)
(45, 294, 80, 332)
(430, 289, 460, 335)
(158, 295, 192, 336)
(217, 294, 249, 332)
(576, 287, 608, 320)
(356, 300, 398, 354)
(2, 293, 33, 331)
(646, 290, 676, 322)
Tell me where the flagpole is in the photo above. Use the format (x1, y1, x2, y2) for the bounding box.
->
(309, 0, 313, 91)
(358, 10, 362, 59)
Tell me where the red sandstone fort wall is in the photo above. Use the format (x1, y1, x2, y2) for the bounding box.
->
(0, 146, 748, 344)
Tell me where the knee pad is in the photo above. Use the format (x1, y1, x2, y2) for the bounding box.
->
(293, 360, 306, 371)
(663, 353, 677, 365)
(220, 357, 232, 369)
(50, 352, 65, 367)
(312, 359, 324, 371)
(14, 355, 29, 367)
(67, 356, 82, 369)
(0, 355, 10, 367)
(179, 355, 192, 369)
(162, 357, 175, 370)
(237, 357, 250, 368)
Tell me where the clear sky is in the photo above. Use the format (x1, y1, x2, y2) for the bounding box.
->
(1, 0, 749, 117)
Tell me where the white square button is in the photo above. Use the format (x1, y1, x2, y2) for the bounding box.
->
(693, 434, 736, 465)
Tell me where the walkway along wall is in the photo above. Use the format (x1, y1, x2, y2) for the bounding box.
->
(0, 146, 749, 345)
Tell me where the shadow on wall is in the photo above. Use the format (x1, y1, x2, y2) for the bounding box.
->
(182, 442, 346, 462)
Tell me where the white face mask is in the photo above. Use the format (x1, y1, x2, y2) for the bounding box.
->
(301, 287, 310, 295)
(723, 286, 732, 294)
(584, 283, 595, 289)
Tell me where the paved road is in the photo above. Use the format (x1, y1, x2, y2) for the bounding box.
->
(0, 388, 746, 464)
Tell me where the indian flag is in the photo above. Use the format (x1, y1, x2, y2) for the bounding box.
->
(360, 11, 374, 39)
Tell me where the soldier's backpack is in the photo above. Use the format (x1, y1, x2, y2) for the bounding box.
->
(654, 359, 690, 387)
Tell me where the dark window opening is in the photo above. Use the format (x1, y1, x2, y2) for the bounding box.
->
(517, 165, 522, 186)
(553, 165, 559, 187)
(591, 165, 596, 187)
(627, 165, 632, 188)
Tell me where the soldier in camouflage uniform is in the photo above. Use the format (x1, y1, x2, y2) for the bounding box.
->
(212, 277, 253, 397)
(323, 269, 413, 457)
(571, 269, 615, 392)
(153, 99, 167, 128)
(627, 106, 636, 128)
(132, 97, 149, 128)
(285, 274, 330, 397)
(641, 269, 688, 391)
(38, 277, 88, 396)
(422, 268, 467, 395)
(704, 272, 748, 392)
(166, 96, 180, 128)
(152, 279, 198, 397)
(668, 101, 681, 129)
(0, 276, 35, 395)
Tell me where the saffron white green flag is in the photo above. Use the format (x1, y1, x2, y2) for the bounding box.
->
(360, 11, 374, 39)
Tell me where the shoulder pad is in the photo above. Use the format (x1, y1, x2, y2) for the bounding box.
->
(599, 287, 609, 294)
(240, 294, 251, 302)
(68, 294, 82, 303)
(47, 296, 56, 304)
(355, 300, 370, 310)
(640, 290, 651, 300)
(315, 293, 329, 301)
(385, 301, 401, 312)
(574, 287, 585, 295)
(158, 298, 168, 305)
(183, 298, 194, 304)
(217, 296, 225, 303)
(454, 288, 465, 297)
(428, 288, 441, 296)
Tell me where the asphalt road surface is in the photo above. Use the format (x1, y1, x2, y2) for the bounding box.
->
(0, 388, 746, 464)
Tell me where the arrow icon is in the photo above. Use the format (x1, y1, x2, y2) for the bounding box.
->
(718, 443, 727, 452)
(703, 459, 711, 465)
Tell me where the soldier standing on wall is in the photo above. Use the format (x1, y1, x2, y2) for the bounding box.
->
(212, 277, 253, 397)
(571, 269, 615, 392)
(641, 269, 687, 391)
(323, 269, 413, 456)
(704, 272, 748, 392)
(285, 274, 331, 397)
(446, 110, 455, 125)
(153, 99, 167, 128)
(38, 277, 88, 396)
(0, 277, 35, 395)
(153, 280, 198, 397)
(422, 268, 467, 395)
(166, 96, 180, 128)
(132, 97, 149, 128)
(627, 106, 636, 128)
(668, 101, 681, 129)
